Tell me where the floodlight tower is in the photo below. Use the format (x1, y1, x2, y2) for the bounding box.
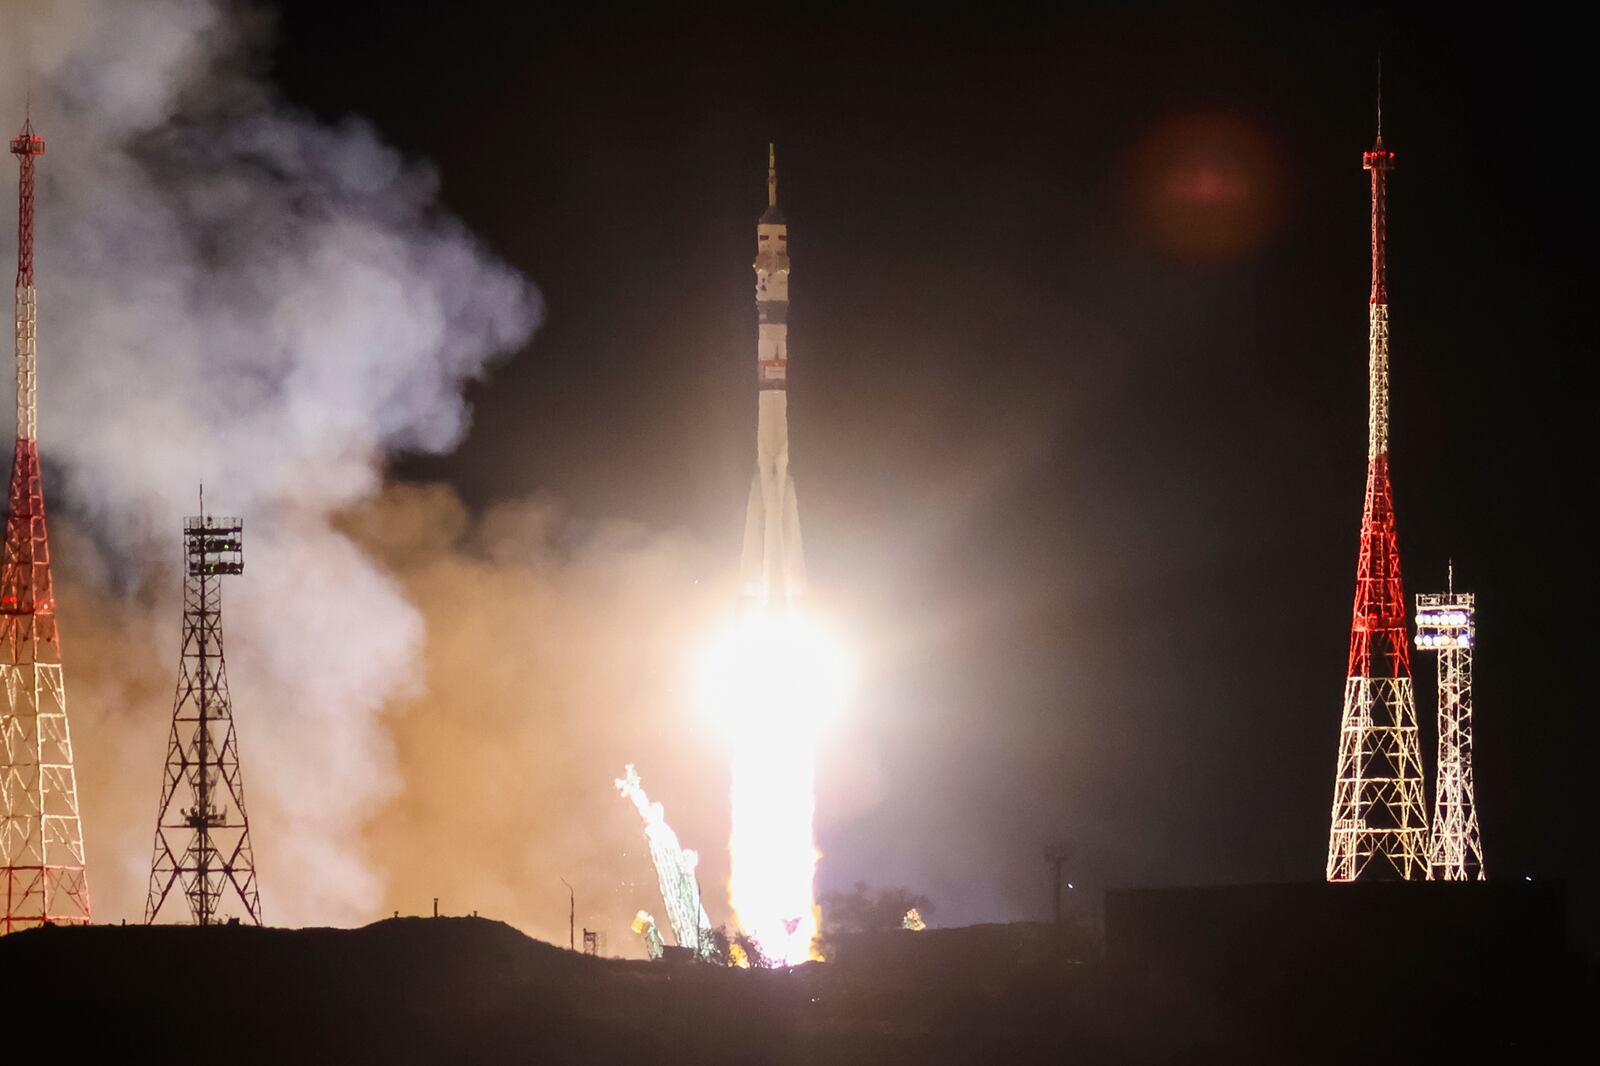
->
(1325, 94, 1430, 882)
(0, 116, 92, 931)
(1416, 566, 1486, 880)
(145, 500, 262, 925)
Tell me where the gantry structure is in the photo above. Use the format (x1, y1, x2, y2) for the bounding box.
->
(616, 764, 716, 959)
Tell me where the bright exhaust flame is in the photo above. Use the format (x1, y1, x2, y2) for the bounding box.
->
(702, 610, 845, 965)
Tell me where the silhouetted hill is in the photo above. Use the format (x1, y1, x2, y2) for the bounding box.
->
(3, 883, 1585, 1063)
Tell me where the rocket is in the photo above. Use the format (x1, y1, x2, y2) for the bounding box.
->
(740, 144, 806, 610)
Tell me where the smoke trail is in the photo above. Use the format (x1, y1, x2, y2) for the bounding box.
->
(2, 1, 538, 923)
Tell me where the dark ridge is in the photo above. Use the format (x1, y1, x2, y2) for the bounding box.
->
(2, 884, 1585, 1064)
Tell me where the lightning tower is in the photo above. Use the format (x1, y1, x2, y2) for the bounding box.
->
(1416, 566, 1486, 880)
(0, 116, 91, 931)
(1325, 92, 1430, 881)
(145, 500, 262, 925)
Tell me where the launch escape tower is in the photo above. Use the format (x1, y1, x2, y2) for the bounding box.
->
(1325, 98, 1430, 881)
(145, 500, 261, 925)
(0, 117, 91, 931)
(1416, 566, 1486, 880)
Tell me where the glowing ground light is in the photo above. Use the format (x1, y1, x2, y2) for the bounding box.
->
(702, 610, 846, 965)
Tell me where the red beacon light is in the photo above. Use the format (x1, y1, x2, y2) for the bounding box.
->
(10, 121, 44, 158)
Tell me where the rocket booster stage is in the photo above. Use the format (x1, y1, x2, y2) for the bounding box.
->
(741, 145, 805, 608)
(724, 145, 830, 965)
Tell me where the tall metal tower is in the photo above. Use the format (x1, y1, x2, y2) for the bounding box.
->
(1416, 566, 1486, 880)
(145, 501, 262, 925)
(0, 117, 92, 931)
(1325, 94, 1430, 882)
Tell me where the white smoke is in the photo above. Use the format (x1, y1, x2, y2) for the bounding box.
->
(2, 1, 539, 922)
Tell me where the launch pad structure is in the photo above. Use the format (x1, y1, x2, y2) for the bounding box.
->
(145, 499, 262, 925)
(615, 764, 715, 959)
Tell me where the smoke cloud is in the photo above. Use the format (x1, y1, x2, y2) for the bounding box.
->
(3, 2, 890, 951)
(3, 1, 538, 924)
(346, 483, 740, 946)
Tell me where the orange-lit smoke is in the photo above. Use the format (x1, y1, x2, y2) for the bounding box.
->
(57, 483, 740, 953)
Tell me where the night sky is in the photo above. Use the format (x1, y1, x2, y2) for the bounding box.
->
(266, 6, 1583, 921)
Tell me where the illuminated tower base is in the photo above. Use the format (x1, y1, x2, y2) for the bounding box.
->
(1325, 453, 1429, 881)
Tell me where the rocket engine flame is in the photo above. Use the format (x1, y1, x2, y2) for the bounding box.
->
(703, 611, 844, 965)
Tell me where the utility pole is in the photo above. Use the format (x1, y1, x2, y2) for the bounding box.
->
(1044, 842, 1071, 925)
(561, 878, 575, 950)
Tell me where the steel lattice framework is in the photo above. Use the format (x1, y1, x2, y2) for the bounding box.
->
(1416, 570, 1486, 880)
(616, 764, 716, 959)
(145, 505, 262, 925)
(1325, 103, 1430, 882)
(0, 117, 91, 931)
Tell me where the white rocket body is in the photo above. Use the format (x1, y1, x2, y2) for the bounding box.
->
(740, 151, 805, 609)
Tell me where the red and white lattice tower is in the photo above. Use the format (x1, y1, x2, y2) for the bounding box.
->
(0, 117, 92, 930)
(1325, 97, 1429, 881)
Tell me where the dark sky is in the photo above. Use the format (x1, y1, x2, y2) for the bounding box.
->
(266, 5, 1583, 921)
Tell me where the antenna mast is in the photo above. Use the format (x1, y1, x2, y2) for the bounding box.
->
(0, 115, 92, 931)
(1325, 90, 1429, 882)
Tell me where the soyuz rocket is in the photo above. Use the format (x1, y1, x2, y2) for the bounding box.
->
(740, 145, 805, 610)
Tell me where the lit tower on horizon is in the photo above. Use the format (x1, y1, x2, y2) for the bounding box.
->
(0, 116, 92, 930)
(146, 498, 262, 925)
(1325, 95, 1430, 881)
(1416, 564, 1486, 881)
